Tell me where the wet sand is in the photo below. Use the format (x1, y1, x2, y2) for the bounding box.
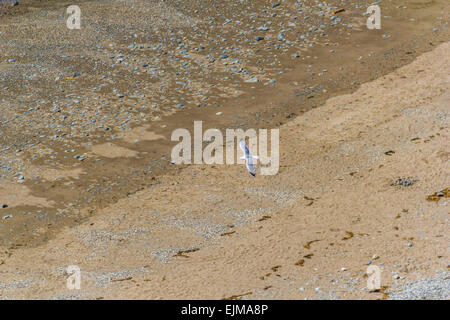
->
(0, 0, 449, 299)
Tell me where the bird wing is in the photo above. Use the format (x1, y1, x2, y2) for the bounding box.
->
(239, 140, 256, 176)
(239, 139, 247, 153)
(246, 155, 256, 176)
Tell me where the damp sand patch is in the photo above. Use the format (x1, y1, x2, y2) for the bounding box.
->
(117, 125, 166, 144)
(89, 143, 138, 158)
(0, 184, 55, 208)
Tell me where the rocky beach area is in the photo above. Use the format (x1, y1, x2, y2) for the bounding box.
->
(0, 0, 448, 299)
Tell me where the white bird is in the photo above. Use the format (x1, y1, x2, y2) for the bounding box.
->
(239, 139, 259, 176)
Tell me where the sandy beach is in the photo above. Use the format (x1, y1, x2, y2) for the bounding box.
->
(0, 0, 449, 299)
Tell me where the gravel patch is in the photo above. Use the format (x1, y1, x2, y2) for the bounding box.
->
(389, 272, 450, 300)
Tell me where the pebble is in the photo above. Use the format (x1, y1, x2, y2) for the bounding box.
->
(390, 177, 414, 187)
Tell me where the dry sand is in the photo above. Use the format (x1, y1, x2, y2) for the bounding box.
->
(0, 40, 448, 300)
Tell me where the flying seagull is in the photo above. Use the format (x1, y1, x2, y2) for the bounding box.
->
(239, 139, 259, 176)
